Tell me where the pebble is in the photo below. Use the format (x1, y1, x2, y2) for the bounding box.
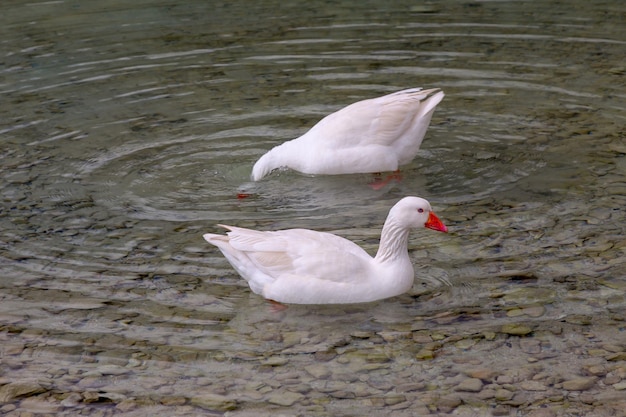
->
(260, 356, 289, 366)
(160, 396, 186, 406)
(501, 323, 533, 336)
(82, 391, 101, 403)
(455, 338, 477, 349)
(190, 393, 237, 411)
(350, 331, 374, 339)
(612, 381, 626, 390)
(520, 380, 547, 391)
(115, 398, 137, 412)
(464, 368, 497, 381)
(366, 352, 391, 363)
(0, 381, 46, 403)
(564, 315, 592, 325)
(520, 338, 542, 354)
(19, 396, 62, 414)
(314, 349, 337, 362)
(329, 390, 355, 399)
(477, 388, 496, 399)
(562, 377, 597, 391)
(396, 382, 426, 392)
(384, 394, 407, 405)
(378, 331, 411, 342)
(495, 388, 514, 401)
(483, 331, 497, 340)
(506, 391, 532, 406)
(579, 392, 596, 404)
(493, 405, 510, 415)
(438, 394, 462, 412)
(266, 390, 304, 406)
(60, 392, 82, 407)
(507, 308, 525, 317)
(415, 348, 435, 360)
(602, 344, 623, 353)
(5, 343, 25, 355)
(281, 331, 309, 347)
(523, 305, 546, 317)
(412, 332, 433, 343)
(503, 287, 556, 304)
(607, 352, 626, 361)
(455, 378, 483, 392)
(527, 408, 556, 417)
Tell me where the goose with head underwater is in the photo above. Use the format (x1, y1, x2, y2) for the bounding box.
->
(251, 87, 444, 181)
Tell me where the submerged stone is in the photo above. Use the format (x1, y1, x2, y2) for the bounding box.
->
(455, 378, 483, 392)
(0, 381, 46, 403)
(267, 390, 305, 406)
(562, 377, 597, 391)
(501, 323, 533, 336)
(190, 394, 237, 411)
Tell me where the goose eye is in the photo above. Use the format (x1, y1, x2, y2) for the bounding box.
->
(417, 208, 424, 213)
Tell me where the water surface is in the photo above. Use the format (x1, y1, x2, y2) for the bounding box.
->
(1, 1, 625, 416)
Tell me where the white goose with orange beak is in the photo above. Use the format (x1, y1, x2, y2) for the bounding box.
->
(203, 196, 448, 305)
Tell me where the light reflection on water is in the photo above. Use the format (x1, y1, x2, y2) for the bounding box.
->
(1, 0, 625, 415)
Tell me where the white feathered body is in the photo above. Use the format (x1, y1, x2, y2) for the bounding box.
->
(251, 87, 444, 181)
(205, 226, 413, 304)
(203, 197, 448, 304)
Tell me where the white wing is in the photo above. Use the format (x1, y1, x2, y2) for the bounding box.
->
(308, 88, 442, 149)
(215, 225, 374, 285)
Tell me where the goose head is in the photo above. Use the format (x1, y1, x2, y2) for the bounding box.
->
(388, 196, 448, 232)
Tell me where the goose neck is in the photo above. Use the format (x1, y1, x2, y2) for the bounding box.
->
(375, 219, 410, 263)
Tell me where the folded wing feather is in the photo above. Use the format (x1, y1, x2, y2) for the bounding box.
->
(217, 225, 374, 285)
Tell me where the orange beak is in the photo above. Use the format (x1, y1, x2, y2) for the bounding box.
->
(425, 211, 448, 233)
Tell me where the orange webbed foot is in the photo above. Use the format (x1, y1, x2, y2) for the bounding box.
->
(368, 170, 403, 190)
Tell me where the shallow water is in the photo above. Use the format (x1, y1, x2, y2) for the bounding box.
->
(1, 0, 625, 416)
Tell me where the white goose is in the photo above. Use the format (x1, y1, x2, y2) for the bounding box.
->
(251, 87, 444, 181)
(203, 196, 447, 304)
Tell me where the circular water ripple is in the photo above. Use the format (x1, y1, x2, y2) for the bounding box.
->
(73, 95, 557, 229)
